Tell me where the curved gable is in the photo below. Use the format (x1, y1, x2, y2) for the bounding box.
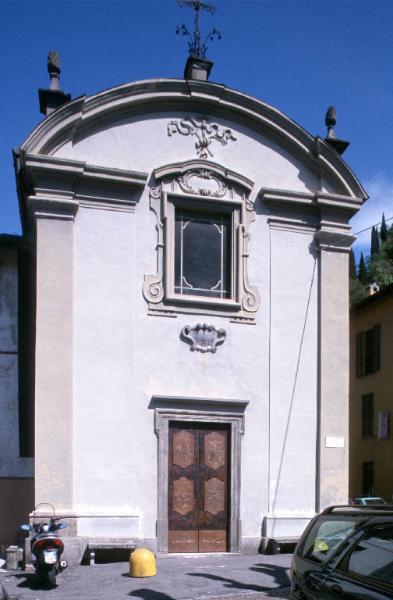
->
(19, 79, 366, 202)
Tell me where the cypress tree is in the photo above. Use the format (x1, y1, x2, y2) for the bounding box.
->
(358, 252, 367, 283)
(381, 213, 388, 242)
(371, 226, 380, 257)
(349, 249, 356, 279)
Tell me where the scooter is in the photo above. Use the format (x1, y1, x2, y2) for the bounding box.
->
(21, 503, 68, 588)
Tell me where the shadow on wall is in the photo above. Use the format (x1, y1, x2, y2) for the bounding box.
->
(0, 478, 34, 556)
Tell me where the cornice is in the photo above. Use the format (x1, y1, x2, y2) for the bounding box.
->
(316, 191, 363, 212)
(151, 395, 249, 410)
(19, 153, 148, 219)
(260, 187, 363, 218)
(22, 153, 148, 188)
(18, 79, 367, 202)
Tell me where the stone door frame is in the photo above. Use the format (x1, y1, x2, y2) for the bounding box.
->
(153, 396, 248, 553)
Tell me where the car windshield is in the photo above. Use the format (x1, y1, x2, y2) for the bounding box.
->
(364, 498, 386, 505)
(301, 515, 367, 563)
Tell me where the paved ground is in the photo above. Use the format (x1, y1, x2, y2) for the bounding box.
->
(0, 553, 291, 600)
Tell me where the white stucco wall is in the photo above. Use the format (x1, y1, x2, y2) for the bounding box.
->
(55, 112, 322, 196)
(268, 228, 318, 527)
(59, 110, 323, 542)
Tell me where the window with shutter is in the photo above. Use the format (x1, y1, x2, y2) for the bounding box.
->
(362, 393, 374, 438)
(356, 332, 363, 377)
(378, 411, 390, 439)
(356, 324, 381, 377)
(362, 461, 374, 496)
(372, 323, 381, 372)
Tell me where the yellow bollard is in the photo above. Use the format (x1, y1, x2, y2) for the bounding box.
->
(129, 548, 156, 577)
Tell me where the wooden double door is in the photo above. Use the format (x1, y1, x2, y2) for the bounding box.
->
(168, 422, 229, 553)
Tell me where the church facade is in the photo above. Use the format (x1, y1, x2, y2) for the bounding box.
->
(1, 60, 366, 561)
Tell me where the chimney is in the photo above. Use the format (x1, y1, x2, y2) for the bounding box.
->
(38, 51, 71, 116)
(366, 281, 380, 296)
(184, 55, 213, 81)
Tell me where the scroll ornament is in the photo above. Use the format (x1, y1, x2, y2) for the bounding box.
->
(167, 117, 236, 159)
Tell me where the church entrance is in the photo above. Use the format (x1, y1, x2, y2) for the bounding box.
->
(168, 422, 229, 553)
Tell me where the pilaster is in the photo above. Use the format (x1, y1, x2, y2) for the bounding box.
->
(32, 196, 78, 511)
(315, 228, 355, 509)
(18, 154, 148, 515)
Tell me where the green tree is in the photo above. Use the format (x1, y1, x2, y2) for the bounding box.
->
(382, 221, 393, 260)
(350, 214, 393, 305)
(358, 214, 393, 292)
(370, 226, 380, 257)
(368, 258, 393, 288)
(349, 249, 356, 279)
(350, 277, 366, 305)
(358, 252, 368, 284)
(381, 213, 388, 242)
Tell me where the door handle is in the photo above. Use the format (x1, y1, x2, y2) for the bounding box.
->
(308, 581, 321, 592)
(305, 574, 323, 591)
(330, 583, 343, 595)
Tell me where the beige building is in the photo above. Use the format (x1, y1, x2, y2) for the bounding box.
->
(350, 283, 393, 501)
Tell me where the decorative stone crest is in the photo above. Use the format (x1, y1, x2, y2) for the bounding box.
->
(181, 323, 226, 353)
(167, 117, 236, 159)
(177, 169, 227, 197)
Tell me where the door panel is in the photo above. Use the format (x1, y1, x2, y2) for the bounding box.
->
(168, 423, 229, 553)
(168, 426, 199, 552)
(199, 530, 227, 553)
(198, 428, 228, 551)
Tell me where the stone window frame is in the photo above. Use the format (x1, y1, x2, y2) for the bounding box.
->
(152, 395, 248, 553)
(143, 160, 260, 324)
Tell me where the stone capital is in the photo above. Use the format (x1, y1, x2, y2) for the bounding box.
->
(314, 229, 356, 253)
(29, 196, 79, 221)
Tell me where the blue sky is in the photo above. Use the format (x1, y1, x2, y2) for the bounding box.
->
(1, 0, 393, 257)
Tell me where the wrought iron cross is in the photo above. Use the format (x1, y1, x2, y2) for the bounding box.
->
(177, 0, 221, 58)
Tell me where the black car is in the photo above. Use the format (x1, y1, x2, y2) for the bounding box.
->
(290, 505, 393, 600)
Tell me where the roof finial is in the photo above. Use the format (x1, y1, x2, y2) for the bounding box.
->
(324, 105, 350, 155)
(325, 106, 337, 139)
(47, 50, 61, 91)
(176, 0, 221, 59)
(38, 50, 71, 117)
(177, 0, 221, 81)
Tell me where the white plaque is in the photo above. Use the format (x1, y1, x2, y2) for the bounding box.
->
(325, 436, 345, 448)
